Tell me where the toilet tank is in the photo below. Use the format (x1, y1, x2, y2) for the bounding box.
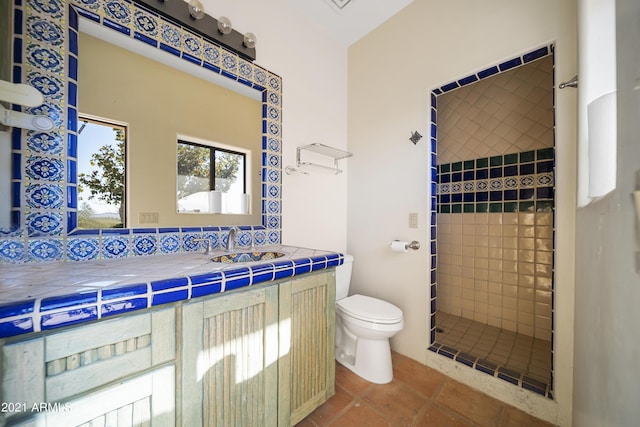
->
(335, 254, 354, 300)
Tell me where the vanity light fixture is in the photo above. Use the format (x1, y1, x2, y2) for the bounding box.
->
(136, 0, 257, 61)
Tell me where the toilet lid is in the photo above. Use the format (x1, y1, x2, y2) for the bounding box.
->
(337, 294, 403, 324)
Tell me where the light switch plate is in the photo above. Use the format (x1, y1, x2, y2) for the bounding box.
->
(409, 212, 418, 228)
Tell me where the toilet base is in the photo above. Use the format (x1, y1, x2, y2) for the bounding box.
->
(336, 337, 393, 384)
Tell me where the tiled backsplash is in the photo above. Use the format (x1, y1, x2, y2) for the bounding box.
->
(0, 0, 282, 264)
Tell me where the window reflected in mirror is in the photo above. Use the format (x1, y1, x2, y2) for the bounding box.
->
(77, 116, 127, 229)
(177, 140, 249, 215)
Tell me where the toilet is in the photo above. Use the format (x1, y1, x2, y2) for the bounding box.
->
(334, 254, 404, 384)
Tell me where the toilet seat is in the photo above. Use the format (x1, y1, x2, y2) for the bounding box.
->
(336, 294, 403, 324)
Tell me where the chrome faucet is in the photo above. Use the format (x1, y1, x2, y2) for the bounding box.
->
(226, 226, 239, 251)
(193, 238, 214, 255)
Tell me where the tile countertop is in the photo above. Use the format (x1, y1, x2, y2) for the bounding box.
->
(0, 245, 344, 339)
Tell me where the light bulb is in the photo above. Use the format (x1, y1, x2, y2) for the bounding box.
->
(217, 16, 232, 35)
(243, 32, 257, 49)
(185, 0, 205, 19)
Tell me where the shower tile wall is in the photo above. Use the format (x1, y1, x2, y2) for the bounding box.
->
(437, 55, 553, 163)
(435, 55, 554, 341)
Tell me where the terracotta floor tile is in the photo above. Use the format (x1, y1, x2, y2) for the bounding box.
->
(413, 403, 473, 427)
(334, 362, 372, 396)
(295, 418, 317, 427)
(361, 381, 427, 425)
(307, 385, 354, 426)
(498, 405, 555, 427)
(296, 353, 554, 427)
(392, 352, 449, 398)
(329, 401, 392, 427)
(435, 380, 502, 427)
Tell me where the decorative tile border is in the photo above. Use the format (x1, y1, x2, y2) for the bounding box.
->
(436, 148, 555, 214)
(429, 44, 555, 398)
(0, 253, 343, 338)
(1, 0, 282, 263)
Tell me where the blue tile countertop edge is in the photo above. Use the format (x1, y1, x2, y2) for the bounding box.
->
(0, 246, 343, 339)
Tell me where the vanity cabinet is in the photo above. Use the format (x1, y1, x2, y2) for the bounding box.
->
(0, 307, 176, 426)
(0, 269, 336, 426)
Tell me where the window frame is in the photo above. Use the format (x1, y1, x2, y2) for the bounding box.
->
(77, 114, 128, 229)
(177, 139, 248, 201)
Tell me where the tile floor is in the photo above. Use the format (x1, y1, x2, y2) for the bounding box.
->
(435, 312, 552, 388)
(297, 352, 555, 427)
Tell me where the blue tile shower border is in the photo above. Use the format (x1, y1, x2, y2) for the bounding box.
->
(0, 0, 282, 264)
(429, 44, 556, 399)
(429, 342, 552, 398)
(0, 253, 344, 338)
(436, 149, 555, 214)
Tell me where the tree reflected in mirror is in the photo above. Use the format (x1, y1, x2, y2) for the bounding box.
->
(77, 117, 126, 228)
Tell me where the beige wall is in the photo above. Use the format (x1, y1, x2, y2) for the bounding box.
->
(348, 0, 576, 424)
(198, 0, 349, 253)
(79, 34, 262, 227)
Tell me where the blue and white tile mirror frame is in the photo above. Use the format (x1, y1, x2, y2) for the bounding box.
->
(0, 0, 282, 263)
(428, 45, 556, 397)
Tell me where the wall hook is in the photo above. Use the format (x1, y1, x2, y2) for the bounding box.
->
(559, 75, 578, 89)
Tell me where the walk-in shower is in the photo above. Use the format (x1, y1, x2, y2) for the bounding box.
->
(429, 45, 555, 398)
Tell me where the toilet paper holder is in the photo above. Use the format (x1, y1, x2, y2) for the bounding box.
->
(392, 240, 420, 251)
(407, 241, 420, 250)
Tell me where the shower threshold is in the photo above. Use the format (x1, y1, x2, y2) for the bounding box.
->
(430, 312, 552, 398)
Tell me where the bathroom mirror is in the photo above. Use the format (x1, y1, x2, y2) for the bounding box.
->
(77, 28, 262, 228)
(0, 0, 282, 263)
(74, 14, 269, 230)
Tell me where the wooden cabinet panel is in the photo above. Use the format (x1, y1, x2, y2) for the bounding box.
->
(1, 338, 45, 412)
(181, 285, 279, 426)
(279, 271, 336, 426)
(9, 365, 175, 427)
(43, 308, 175, 402)
(1, 308, 175, 426)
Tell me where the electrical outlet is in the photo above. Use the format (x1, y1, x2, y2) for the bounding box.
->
(139, 212, 159, 224)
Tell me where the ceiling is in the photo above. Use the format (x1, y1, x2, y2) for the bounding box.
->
(289, 0, 414, 46)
